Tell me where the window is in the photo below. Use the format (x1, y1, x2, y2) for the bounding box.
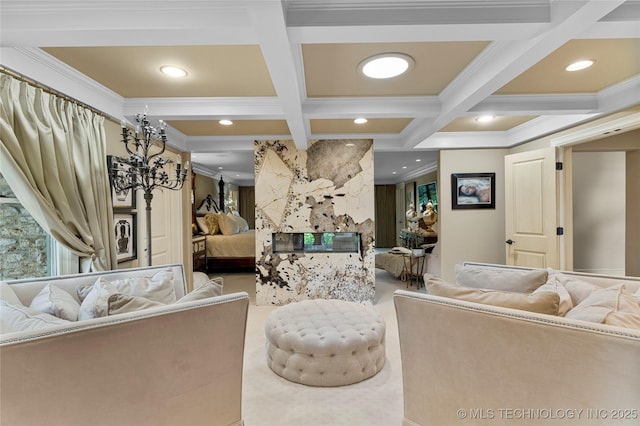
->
(0, 173, 76, 279)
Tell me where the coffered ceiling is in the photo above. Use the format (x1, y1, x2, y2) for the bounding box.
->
(1, 0, 639, 185)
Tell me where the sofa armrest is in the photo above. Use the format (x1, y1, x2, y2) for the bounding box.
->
(394, 290, 640, 426)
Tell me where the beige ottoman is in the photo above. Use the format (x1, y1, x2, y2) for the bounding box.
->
(265, 299, 386, 386)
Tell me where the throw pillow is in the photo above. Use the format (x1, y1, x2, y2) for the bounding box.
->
(101, 269, 176, 304)
(30, 285, 81, 321)
(427, 279, 560, 315)
(455, 264, 548, 293)
(218, 212, 240, 236)
(1, 300, 70, 334)
(1, 281, 23, 306)
(533, 276, 573, 316)
(234, 215, 249, 232)
(177, 278, 224, 303)
(195, 216, 210, 235)
(107, 294, 165, 315)
(556, 273, 601, 306)
(204, 212, 221, 235)
(565, 284, 640, 329)
(78, 279, 119, 320)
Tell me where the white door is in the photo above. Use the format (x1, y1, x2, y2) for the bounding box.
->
(504, 147, 558, 269)
(150, 188, 183, 266)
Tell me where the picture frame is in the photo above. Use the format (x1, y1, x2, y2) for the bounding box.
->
(405, 182, 416, 213)
(107, 155, 136, 210)
(451, 172, 495, 209)
(417, 181, 438, 212)
(113, 213, 137, 262)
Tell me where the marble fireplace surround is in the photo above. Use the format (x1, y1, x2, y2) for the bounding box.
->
(254, 139, 375, 306)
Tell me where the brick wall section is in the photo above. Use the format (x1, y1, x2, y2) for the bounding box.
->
(0, 173, 49, 280)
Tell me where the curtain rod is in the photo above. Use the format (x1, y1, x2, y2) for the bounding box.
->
(0, 65, 118, 123)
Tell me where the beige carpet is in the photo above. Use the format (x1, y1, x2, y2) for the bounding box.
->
(214, 268, 426, 426)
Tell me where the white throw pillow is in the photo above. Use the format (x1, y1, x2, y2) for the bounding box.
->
(102, 269, 176, 304)
(218, 212, 240, 235)
(455, 264, 548, 293)
(78, 279, 119, 320)
(107, 294, 165, 315)
(30, 285, 81, 321)
(1, 281, 23, 306)
(1, 300, 70, 334)
(556, 273, 601, 306)
(195, 216, 209, 234)
(178, 278, 223, 303)
(565, 284, 640, 329)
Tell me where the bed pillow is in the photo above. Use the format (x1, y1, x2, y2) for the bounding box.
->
(204, 212, 221, 235)
(107, 294, 165, 315)
(565, 284, 640, 329)
(196, 216, 210, 234)
(233, 214, 249, 232)
(1, 281, 23, 306)
(555, 273, 602, 306)
(29, 285, 81, 321)
(455, 264, 547, 293)
(1, 300, 71, 334)
(427, 279, 560, 315)
(218, 212, 240, 235)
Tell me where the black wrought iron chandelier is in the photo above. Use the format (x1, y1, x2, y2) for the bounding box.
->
(110, 112, 188, 265)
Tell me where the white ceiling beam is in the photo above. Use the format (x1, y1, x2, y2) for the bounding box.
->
(303, 97, 440, 118)
(470, 94, 599, 115)
(124, 98, 285, 120)
(248, 3, 309, 150)
(405, 0, 628, 149)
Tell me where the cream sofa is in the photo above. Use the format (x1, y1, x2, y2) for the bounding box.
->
(1, 264, 249, 426)
(394, 263, 640, 426)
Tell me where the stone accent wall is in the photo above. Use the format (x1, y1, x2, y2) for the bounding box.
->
(0, 174, 49, 280)
(254, 139, 375, 305)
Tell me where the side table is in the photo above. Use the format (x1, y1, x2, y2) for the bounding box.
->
(402, 253, 427, 289)
(192, 235, 207, 272)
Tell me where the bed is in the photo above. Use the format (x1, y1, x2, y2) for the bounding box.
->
(194, 195, 256, 271)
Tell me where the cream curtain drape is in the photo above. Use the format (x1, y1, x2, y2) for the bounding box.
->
(0, 74, 117, 271)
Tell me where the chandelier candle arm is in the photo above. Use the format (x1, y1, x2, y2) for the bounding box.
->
(110, 113, 188, 266)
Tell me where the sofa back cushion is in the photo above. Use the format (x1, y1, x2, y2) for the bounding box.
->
(426, 278, 560, 315)
(455, 264, 547, 293)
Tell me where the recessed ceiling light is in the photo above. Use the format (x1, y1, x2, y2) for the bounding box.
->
(219, 119, 233, 126)
(392, 171, 397, 175)
(416, 159, 422, 162)
(345, 143, 355, 147)
(160, 66, 187, 78)
(402, 166, 408, 169)
(218, 166, 223, 170)
(358, 53, 414, 79)
(565, 60, 594, 72)
(475, 115, 495, 123)
(354, 118, 368, 124)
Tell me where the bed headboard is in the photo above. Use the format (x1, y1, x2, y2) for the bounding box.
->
(195, 194, 219, 216)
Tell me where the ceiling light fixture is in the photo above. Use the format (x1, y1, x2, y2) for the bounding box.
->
(565, 60, 594, 72)
(475, 115, 495, 123)
(219, 119, 233, 126)
(354, 118, 368, 124)
(416, 159, 422, 162)
(345, 143, 355, 147)
(358, 53, 414, 79)
(160, 66, 187, 78)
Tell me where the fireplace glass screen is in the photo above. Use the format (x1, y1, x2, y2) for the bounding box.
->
(272, 232, 360, 253)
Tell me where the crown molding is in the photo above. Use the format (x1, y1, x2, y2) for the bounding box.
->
(551, 111, 640, 147)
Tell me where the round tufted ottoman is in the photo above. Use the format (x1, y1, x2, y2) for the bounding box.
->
(265, 299, 386, 387)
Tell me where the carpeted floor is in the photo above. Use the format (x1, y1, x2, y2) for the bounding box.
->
(213, 268, 426, 426)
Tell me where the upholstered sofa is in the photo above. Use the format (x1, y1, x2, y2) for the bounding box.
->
(0, 264, 249, 426)
(394, 262, 640, 426)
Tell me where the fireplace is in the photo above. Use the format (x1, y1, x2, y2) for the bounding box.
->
(272, 232, 360, 254)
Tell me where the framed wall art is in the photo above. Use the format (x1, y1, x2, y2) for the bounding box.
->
(451, 172, 495, 209)
(113, 213, 137, 263)
(107, 155, 136, 210)
(417, 181, 438, 212)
